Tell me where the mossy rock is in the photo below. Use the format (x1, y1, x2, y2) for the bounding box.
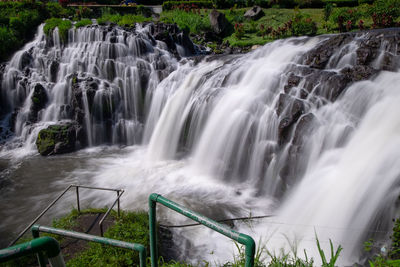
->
(36, 123, 77, 156)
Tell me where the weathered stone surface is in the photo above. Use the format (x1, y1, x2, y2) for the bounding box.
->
(244, 6, 265, 21)
(36, 123, 78, 156)
(29, 83, 48, 122)
(209, 9, 229, 34)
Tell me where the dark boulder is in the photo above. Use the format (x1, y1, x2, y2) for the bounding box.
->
(276, 94, 307, 144)
(302, 33, 352, 69)
(244, 6, 265, 21)
(209, 10, 229, 35)
(28, 83, 48, 122)
(176, 32, 196, 56)
(36, 123, 78, 156)
(49, 61, 59, 83)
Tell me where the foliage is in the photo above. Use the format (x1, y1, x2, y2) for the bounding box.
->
(75, 19, 93, 28)
(315, 234, 343, 267)
(322, 0, 359, 7)
(160, 9, 212, 34)
(370, 0, 400, 28)
(97, 13, 152, 26)
(324, 3, 333, 21)
(294, 0, 324, 8)
(234, 23, 245, 39)
(291, 12, 317, 36)
(162, 1, 214, 10)
(0, 27, 19, 59)
(329, 6, 364, 31)
(43, 18, 72, 42)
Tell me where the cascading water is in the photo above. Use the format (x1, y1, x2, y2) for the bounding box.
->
(0, 22, 179, 156)
(1, 22, 400, 266)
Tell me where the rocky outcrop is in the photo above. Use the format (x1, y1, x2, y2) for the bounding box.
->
(29, 83, 48, 122)
(36, 123, 80, 156)
(150, 23, 203, 57)
(244, 6, 265, 21)
(275, 29, 400, 186)
(209, 10, 229, 35)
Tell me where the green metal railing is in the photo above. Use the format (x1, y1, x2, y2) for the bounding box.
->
(0, 236, 65, 267)
(9, 184, 124, 246)
(31, 224, 146, 267)
(149, 193, 256, 267)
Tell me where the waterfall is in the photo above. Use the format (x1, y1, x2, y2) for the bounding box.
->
(1, 22, 400, 265)
(0, 23, 179, 155)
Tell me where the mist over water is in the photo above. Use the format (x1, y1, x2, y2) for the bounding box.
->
(1, 23, 400, 265)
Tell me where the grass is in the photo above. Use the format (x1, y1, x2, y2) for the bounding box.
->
(75, 18, 93, 28)
(160, 9, 212, 34)
(97, 13, 153, 27)
(43, 18, 72, 42)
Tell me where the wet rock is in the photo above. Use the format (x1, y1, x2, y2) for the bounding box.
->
(284, 73, 301, 92)
(209, 9, 229, 35)
(20, 51, 33, 69)
(302, 34, 352, 69)
(244, 6, 265, 21)
(36, 123, 78, 156)
(341, 65, 378, 82)
(29, 84, 48, 122)
(276, 94, 306, 144)
(176, 32, 196, 56)
(292, 113, 317, 146)
(49, 61, 59, 83)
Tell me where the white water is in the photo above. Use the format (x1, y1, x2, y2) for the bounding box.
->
(1, 24, 400, 265)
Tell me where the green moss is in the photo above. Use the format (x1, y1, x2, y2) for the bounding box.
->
(43, 18, 72, 42)
(97, 13, 152, 26)
(75, 18, 92, 28)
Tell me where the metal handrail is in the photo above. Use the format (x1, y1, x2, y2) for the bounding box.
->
(0, 236, 65, 267)
(9, 184, 123, 246)
(32, 225, 146, 267)
(149, 193, 256, 267)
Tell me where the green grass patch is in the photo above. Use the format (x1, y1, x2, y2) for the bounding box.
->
(43, 18, 72, 42)
(75, 18, 93, 28)
(97, 14, 152, 27)
(160, 9, 212, 34)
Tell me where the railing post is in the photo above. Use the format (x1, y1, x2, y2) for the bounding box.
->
(149, 194, 158, 267)
(75, 186, 80, 213)
(117, 190, 120, 217)
(31, 226, 46, 267)
(148, 193, 256, 267)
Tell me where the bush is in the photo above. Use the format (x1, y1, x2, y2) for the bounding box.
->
(75, 18, 93, 28)
(330, 7, 364, 31)
(96, 14, 151, 27)
(371, 0, 400, 27)
(292, 13, 317, 36)
(0, 26, 18, 61)
(162, 1, 214, 10)
(43, 18, 72, 42)
(294, 0, 324, 8)
(322, 0, 359, 7)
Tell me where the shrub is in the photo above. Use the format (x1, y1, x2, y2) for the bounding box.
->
(75, 18, 93, 28)
(0, 26, 18, 61)
(324, 3, 333, 21)
(322, 0, 359, 7)
(44, 18, 72, 42)
(292, 13, 317, 36)
(294, 0, 324, 8)
(330, 7, 363, 31)
(370, 0, 400, 28)
(163, 1, 214, 10)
